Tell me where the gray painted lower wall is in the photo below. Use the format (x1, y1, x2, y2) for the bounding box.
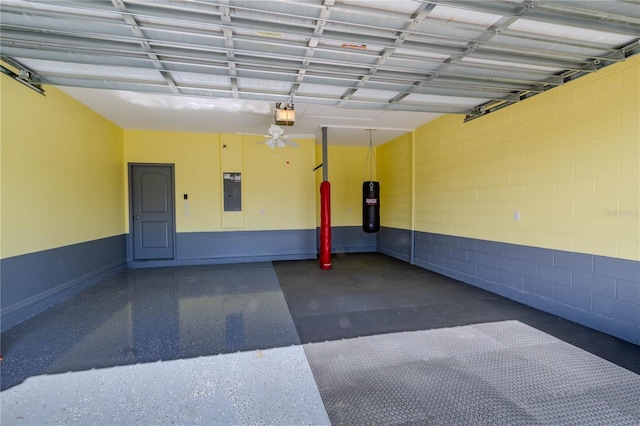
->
(129, 227, 375, 268)
(377, 226, 412, 262)
(318, 226, 377, 254)
(378, 226, 640, 346)
(128, 229, 318, 268)
(1, 235, 127, 332)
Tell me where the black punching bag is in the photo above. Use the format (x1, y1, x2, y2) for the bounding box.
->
(363, 181, 380, 233)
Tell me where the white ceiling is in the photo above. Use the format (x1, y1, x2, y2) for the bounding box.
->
(57, 86, 440, 145)
(1, 0, 638, 146)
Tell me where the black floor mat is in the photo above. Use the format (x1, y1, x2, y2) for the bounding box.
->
(274, 253, 640, 374)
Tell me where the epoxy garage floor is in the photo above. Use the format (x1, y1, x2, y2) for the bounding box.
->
(1, 253, 639, 425)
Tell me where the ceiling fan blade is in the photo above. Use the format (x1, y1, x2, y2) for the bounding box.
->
(285, 140, 299, 147)
(284, 133, 315, 139)
(238, 132, 266, 136)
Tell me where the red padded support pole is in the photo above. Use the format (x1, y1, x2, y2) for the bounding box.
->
(319, 180, 331, 270)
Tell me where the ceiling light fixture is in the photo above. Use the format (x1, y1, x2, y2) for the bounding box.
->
(275, 102, 295, 126)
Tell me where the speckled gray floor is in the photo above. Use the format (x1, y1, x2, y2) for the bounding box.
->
(1, 262, 328, 425)
(1, 263, 301, 390)
(2, 254, 639, 425)
(1, 346, 329, 425)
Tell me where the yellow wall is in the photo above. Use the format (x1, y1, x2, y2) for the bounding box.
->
(123, 130, 316, 232)
(377, 132, 412, 230)
(3, 55, 635, 260)
(220, 134, 244, 228)
(243, 135, 316, 230)
(123, 130, 219, 232)
(315, 144, 370, 227)
(405, 55, 640, 261)
(0, 79, 124, 259)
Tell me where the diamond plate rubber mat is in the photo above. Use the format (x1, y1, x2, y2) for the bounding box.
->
(304, 320, 640, 425)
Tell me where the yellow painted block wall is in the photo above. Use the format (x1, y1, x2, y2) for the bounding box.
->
(377, 132, 412, 230)
(315, 144, 371, 227)
(410, 54, 640, 260)
(1, 79, 125, 259)
(242, 134, 316, 230)
(123, 130, 316, 232)
(220, 134, 244, 228)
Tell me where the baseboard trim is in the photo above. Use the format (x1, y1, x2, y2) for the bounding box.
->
(128, 252, 317, 269)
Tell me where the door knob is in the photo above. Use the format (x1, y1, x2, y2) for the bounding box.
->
(133, 216, 139, 220)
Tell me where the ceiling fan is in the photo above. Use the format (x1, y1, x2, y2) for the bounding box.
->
(254, 124, 301, 149)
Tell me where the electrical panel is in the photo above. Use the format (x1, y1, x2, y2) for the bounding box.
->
(223, 172, 242, 212)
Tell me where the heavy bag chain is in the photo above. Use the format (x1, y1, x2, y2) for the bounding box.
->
(363, 129, 377, 186)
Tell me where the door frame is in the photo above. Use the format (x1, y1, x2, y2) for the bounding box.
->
(127, 163, 177, 264)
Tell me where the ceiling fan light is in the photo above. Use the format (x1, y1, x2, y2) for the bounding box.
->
(275, 102, 295, 126)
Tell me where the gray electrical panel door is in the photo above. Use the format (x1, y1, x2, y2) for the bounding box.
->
(223, 172, 242, 211)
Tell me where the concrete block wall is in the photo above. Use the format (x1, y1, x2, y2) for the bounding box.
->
(410, 231, 640, 345)
(377, 132, 413, 231)
(377, 55, 640, 345)
(410, 55, 639, 260)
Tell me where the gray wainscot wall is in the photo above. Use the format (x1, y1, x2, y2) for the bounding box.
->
(378, 227, 640, 346)
(1, 235, 127, 331)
